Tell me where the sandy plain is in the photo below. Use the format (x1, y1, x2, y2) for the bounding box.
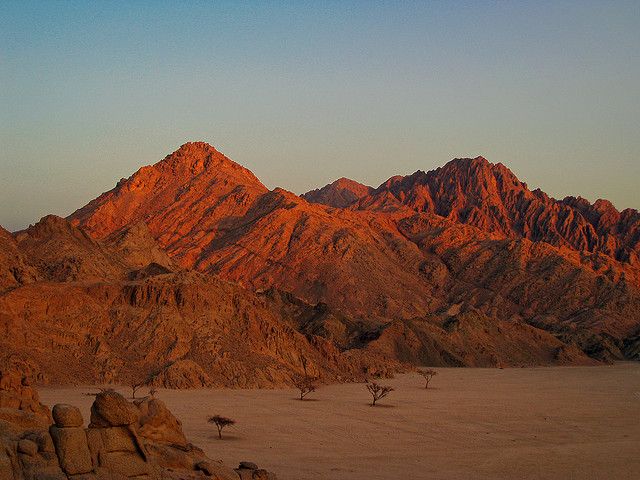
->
(40, 364, 640, 480)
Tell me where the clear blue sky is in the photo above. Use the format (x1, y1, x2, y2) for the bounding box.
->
(1, 1, 638, 231)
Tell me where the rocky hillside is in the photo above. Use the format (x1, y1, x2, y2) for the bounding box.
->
(311, 156, 640, 265)
(0, 216, 403, 387)
(2, 142, 638, 387)
(64, 143, 640, 366)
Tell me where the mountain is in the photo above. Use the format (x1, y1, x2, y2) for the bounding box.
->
(70, 142, 268, 267)
(353, 157, 640, 265)
(2, 142, 638, 387)
(0, 215, 404, 386)
(302, 177, 373, 208)
(64, 143, 640, 366)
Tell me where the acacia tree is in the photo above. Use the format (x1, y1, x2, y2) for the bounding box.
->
(293, 376, 317, 400)
(130, 373, 154, 399)
(366, 382, 394, 406)
(417, 368, 438, 389)
(208, 415, 236, 439)
(131, 382, 145, 399)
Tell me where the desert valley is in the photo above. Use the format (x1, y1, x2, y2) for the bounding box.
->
(1, 142, 639, 479)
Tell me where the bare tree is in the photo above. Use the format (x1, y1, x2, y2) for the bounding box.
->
(417, 368, 438, 389)
(129, 372, 155, 399)
(293, 376, 317, 400)
(366, 382, 394, 406)
(131, 381, 145, 399)
(207, 415, 236, 439)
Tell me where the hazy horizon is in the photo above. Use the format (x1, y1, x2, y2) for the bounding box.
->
(2, 1, 639, 231)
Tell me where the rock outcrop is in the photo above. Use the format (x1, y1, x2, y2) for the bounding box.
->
(0, 378, 276, 480)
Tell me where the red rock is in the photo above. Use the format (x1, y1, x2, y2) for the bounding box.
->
(0, 142, 638, 385)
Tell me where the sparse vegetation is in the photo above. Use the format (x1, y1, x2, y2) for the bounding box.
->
(366, 382, 394, 406)
(293, 376, 317, 400)
(208, 415, 236, 439)
(131, 381, 145, 399)
(417, 368, 438, 389)
(129, 373, 155, 399)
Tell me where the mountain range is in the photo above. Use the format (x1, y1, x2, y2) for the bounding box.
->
(2, 141, 639, 386)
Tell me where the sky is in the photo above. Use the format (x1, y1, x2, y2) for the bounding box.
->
(1, 1, 639, 231)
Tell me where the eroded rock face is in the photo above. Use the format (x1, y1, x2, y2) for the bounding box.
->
(0, 370, 51, 425)
(135, 397, 187, 447)
(49, 424, 93, 475)
(0, 386, 277, 480)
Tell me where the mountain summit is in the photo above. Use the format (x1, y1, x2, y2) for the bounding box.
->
(302, 177, 373, 208)
(70, 142, 268, 265)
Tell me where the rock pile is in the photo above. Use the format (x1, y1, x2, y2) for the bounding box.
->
(0, 376, 276, 480)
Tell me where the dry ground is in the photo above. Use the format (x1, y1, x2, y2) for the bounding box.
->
(40, 364, 640, 480)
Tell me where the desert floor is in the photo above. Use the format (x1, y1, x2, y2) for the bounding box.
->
(40, 364, 639, 480)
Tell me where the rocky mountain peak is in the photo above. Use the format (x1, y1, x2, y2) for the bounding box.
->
(302, 177, 373, 208)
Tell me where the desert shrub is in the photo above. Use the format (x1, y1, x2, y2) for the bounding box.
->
(293, 376, 317, 400)
(366, 382, 394, 406)
(208, 415, 236, 439)
(417, 368, 438, 389)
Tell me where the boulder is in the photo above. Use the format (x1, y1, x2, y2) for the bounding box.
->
(94, 466, 129, 480)
(0, 371, 51, 423)
(236, 469, 274, 480)
(251, 470, 271, 480)
(52, 404, 84, 428)
(21, 430, 55, 454)
(90, 427, 137, 453)
(236, 463, 277, 480)
(135, 397, 188, 447)
(49, 426, 92, 475)
(0, 447, 15, 480)
(144, 443, 194, 470)
(25, 466, 67, 480)
(90, 391, 139, 428)
(17, 439, 38, 456)
(1, 382, 278, 480)
(98, 451, 152, 477)
(85, 428, 103, 467)
(0, 408, 50, 433)
(195, 460, 238, 480)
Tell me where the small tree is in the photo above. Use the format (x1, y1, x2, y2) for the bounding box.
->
(366, 382, 394, 406)
(208, 415, 236, 439)
(131, 381, 145, 399)
(130, 373, 154, 399)
(293, 376, 317, 400)
(417, 368, 438, 389)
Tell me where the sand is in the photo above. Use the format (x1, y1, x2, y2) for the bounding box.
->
(39, 364, 640, 480)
